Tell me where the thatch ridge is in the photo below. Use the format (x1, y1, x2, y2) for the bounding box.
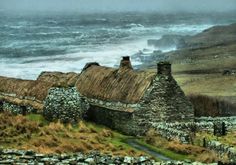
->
(37, 71, 79, 87)
(0, 76, 54, 101)
(76, 65, 156, 103)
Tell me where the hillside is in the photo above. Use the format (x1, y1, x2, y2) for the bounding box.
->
(144, 23, 236, 113)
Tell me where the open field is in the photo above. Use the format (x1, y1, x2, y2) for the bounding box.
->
(174, 73, 236, 98)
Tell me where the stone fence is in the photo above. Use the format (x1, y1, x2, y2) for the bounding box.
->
(150, 116, 236, 144)
(151, 122, 191, 144)
(0, 148, 218, 165)
(204, 140, 236, 163)
(195, 117, 236, 131)
(1, 101, 37, 115)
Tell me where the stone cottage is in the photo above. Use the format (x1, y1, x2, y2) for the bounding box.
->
(0, 76, 53, 114)
(0, 57, 194, 135)
(75, 57, 194, 135)
(0, 72, 80, 115)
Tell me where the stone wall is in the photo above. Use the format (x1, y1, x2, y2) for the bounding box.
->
(204, 140, 236, 162)
(195, 117, 236, 131)
(43, 87, 89, 124)
(0, 148, 216, 165)
(151, 122, 191, 144)
(87, 98, 139, 111)
(151, 117, 236, 144)
(86, 105, 143, 135)
(1, 101, 36, 115)
(140, 74, 194, 123)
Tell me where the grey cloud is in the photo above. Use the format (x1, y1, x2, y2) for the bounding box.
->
(0, 0, 236, 13)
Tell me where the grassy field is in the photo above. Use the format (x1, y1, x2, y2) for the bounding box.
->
(170, 57, 236, 109)
(172, 57, 236, 74)
(0, 112, 226, 163)
(0, 113, 143, 156)
(174, 73, 236, 97)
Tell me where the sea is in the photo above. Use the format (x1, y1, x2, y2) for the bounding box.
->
(0, 11, 236, 79)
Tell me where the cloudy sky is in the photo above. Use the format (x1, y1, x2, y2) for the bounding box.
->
(0, 0, 236, 13)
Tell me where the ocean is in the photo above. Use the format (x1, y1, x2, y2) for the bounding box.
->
(0, 11, 236, 79)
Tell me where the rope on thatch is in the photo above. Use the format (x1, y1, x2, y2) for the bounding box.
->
(76, 65, 156, 103)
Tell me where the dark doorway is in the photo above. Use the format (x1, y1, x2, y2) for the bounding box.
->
(0, 101, 3, 112)
(20, 106, 27, 115)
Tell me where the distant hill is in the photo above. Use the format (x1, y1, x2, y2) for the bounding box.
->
(179, 23, 236, 49)
(160, 23, 236, 74)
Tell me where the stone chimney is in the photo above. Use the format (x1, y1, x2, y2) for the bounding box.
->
(157, 61, 171, 75)
(119, 56, 133, 70)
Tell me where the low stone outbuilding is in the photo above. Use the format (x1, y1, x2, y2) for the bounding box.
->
(0, 76, 54, 114)
(0, 73, 85, 123)
(76, 57, 194, 135)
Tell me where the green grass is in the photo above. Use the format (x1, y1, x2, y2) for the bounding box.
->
(26, 114, 49, 125)
(83, 121, 141, 154)
(195, 131, 236, 147)
(135, 139, 189, 161)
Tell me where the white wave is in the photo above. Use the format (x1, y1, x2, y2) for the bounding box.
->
(9, 25, 24, 29)
(36, 32, 62, 35)
(95, 18, 107, 22)
(0, 38, 151, 80)
(167, 24, 214, 34)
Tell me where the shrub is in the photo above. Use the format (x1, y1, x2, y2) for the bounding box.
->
(188, 94, 236, 117)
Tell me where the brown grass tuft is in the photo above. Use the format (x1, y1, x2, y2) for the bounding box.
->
(167, 140, 207, 155)
(78, 121, 92, 133)
(99, 129, 113, 137)
(195, 151, 219, 163)
(0, 112, 39, 143)
(145, 129, 168, 147)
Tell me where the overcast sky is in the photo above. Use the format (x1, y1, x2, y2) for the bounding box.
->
(1, 0, 236, 13)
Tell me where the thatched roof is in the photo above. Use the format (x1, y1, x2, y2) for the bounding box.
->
(0, 76, 54, 101)
(37, 71, 79, 87)
(76, 65, 156, 103)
